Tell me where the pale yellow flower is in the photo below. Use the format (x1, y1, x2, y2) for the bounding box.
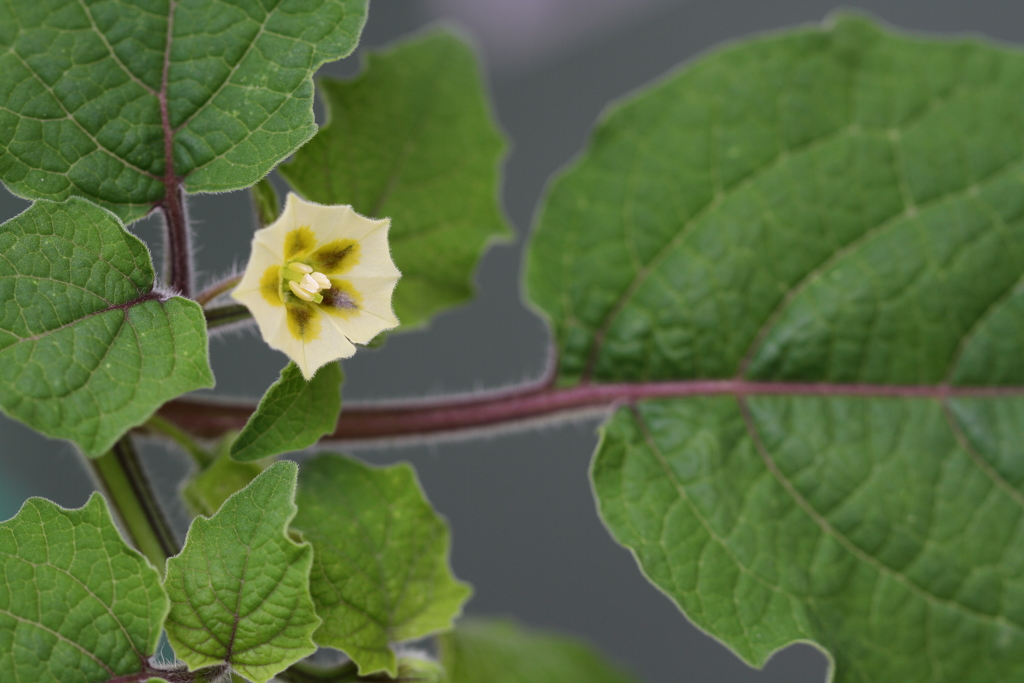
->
(231, 192, 400, 379)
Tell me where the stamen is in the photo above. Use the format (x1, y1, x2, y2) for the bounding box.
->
(311, 272, 331, 289)
(290, 262, 314, 274)
(288, 280, 317, 302)
(300, 273, 320, 293)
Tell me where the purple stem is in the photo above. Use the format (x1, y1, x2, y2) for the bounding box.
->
(157, 0, 191, 297)
(156, 378, 1024, 444)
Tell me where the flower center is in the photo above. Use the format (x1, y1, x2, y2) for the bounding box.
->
(281, 261, 331, 304)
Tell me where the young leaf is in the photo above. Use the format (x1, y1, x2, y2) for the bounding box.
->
(439, 619, 640, 683)
(279, 30, 511, 331)
(164, 461, 319, 683)
(0, 493, 168, 683)
(0, 199, 213, 457)
(182, 434, 270, 518)
(0, 0, 369, 222)
(292, 454, 471, 676)
(527, 13, 1024, 682)
(230, 362, 343, 463)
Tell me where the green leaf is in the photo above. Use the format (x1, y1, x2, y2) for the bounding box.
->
(0, 493, 168, 683)
(279, 29, 510, 331)
(526, 13, 1024, 682)
(0, 198, 213, 457)
(251, 177, 281, 230)
(230, 361, 342, 463)
(439, 619, 640, 683)
(164, 461, 319, 683)
(396, 656, 445, 683)
(292, 454, 471, 676)
(182, 433, 271, 517)
(0, 0, 369, 222)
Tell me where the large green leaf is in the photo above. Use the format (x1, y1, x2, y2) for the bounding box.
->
(439, 619, 640, 683)
(0, 198, 213, 457)
(164, 461, 319, 683)
(230, 361, 342, 463)
(292, 454, 471, 677)
(527, 14, 1024, 682)
(0, 493, 168, 683)
(280, 30, 510, 330)
(0, 0, 368, 222)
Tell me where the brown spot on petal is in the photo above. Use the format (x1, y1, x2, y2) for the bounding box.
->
(287, 303, 321, 340)
(284, 227, 316, 259)
(320, 279, 362, 320)
(311, 239, 359, 274)
(260, 266, 283, 306)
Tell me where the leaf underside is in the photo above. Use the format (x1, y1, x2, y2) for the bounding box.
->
(164, 461, 319, 683)
(0, 0, 369, 222)
(280, 29, 511, 331)
(527, 14, 1024, 683)
(0, 494, 168, 683)
(0, 198, 213, 457)
(292, 454, 471, 677)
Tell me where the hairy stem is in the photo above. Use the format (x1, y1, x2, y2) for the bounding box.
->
(161, 185, 192, 296)
(105, 662, 229, 683)
(144, 414, 213, 468)
(89, 436, 179, 573)
(196, 274, 243, 307)
(155, 378, 1024, 444)
(204, 303, 252, 329)
(157, 0, 191, 296)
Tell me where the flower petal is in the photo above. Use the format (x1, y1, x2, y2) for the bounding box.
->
(343, 219, 401, 280)
(270, 306, 356, 379)
(322, 276, 400, 344)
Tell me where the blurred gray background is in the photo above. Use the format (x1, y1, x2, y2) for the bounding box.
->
(3, 1, 1023, 681)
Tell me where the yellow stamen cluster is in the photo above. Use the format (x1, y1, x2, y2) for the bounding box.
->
(283, 261, 332, 303)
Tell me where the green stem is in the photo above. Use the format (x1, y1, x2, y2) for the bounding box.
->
(195, 274, 243, 307)
(145, 414, 213, 468)
(89, 436, 179, 574)
(205, 303, 252, 329)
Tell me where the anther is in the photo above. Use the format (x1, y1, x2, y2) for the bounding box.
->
(288, 280, 317, 302)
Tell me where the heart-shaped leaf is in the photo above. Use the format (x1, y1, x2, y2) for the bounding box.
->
(0, 494, 168, 683)
(164, 461, 319, 683)
(0, 0, 368, 221)
(527, 14, 1024, 682)
(0, 198, 213, 457)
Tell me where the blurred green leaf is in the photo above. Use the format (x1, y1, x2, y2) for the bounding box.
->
(0, 494, 168, 683)
(293, 454, 471, 676)
(231, 362, 342, 463)
(165, 461, 319, 683)
(280, 30, 510, 331)
(0, 199, 213, 457)
(440, 619, 639, 683)
(251, 177, 281, 230)
(0, 0, 368, 221)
